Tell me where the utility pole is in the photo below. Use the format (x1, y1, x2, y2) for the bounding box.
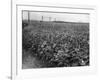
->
(22, 11, 23, 21)
(28, 11, 30, 23)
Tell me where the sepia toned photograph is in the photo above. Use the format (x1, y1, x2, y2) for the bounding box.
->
(22, 10, 89, 69)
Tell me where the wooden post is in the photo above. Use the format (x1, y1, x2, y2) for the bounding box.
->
(42, 16, 43, 21)
(55, 18, 56, 22)
(49, 17, 51, 21)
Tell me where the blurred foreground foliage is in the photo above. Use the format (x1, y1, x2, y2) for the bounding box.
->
(22, 28, 89, 67)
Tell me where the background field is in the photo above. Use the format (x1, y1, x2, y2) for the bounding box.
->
(22, 20, 89, 69)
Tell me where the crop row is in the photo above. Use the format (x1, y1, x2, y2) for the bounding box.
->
(22, 29, 89, 67)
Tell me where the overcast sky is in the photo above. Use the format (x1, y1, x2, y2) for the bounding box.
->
(22, 11, 89, 23)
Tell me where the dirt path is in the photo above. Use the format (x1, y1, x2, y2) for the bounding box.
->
(22, 50, 44, 69)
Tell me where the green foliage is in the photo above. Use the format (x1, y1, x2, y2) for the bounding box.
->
(22, 28, 89, 67)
